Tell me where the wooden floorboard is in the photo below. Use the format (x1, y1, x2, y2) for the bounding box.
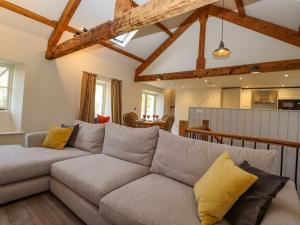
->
(0, 192, 85, 225)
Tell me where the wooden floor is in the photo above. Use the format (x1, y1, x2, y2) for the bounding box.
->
(0, 192, 85, 225)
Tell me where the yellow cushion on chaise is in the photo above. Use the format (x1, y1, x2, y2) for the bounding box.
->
(194, 152, 258, 225)
(42, 126, 74, 149)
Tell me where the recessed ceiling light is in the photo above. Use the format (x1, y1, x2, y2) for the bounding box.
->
(246, 86, 249, 88)
(204, 79, 208, 82)
(284, 74, 289, 77)
(212, 84, 216, 87)
(239, 77, 243, 80)
(281, 84, 285, 87)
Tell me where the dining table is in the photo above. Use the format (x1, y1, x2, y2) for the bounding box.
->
(135, 120, 166, 129)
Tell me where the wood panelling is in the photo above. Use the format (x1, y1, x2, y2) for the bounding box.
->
(188, 107, 300, 189)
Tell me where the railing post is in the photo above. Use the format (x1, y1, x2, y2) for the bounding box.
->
(179, 120, 188, 137)
(202, 120, 209, 141)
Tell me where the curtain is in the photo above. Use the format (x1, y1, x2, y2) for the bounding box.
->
(78, 71, 97, 123)
(111, 79, 122, 124)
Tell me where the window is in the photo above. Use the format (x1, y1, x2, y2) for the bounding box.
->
(95, 82, 106, 116)
(0, 64, 13, 110)
(141, 91, 157, 116)
(111, 30, 138, 47)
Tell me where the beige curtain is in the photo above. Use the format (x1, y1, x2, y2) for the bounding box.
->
(78, 71, 97, 123)
(111, 79, 122, 124)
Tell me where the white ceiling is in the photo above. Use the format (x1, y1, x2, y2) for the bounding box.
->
(0, 0, 300, 89)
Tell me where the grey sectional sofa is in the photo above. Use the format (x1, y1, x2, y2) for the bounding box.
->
(0, 122, 299, 225)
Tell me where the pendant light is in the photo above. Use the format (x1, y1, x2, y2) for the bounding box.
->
(212, 0, 231, 58)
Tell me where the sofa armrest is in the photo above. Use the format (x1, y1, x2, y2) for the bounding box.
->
(25, 131, 48, 148)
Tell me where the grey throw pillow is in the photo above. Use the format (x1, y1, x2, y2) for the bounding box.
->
(74, 120, 105, 153)
(102, 123, 159, 166)
(61, 124, 79, 147)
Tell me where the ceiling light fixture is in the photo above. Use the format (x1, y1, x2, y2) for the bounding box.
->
(281, 84, 285, 87)
(250, 65, 261, 74)
(239, 77, 243, 80)
(212, 0, 231, 58)
(156, 75, 163, 81)
(284, 74, 289, 77)
(204, 79, 208, 82)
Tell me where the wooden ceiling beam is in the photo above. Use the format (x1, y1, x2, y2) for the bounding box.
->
(99, 41, 145, 63)
(135, 58, 300, 81)
(135, 8, 205, 77)
(132, 1, 173, 37)
(46, 0, 218, 59)
(0, 0, 144, 63)
(115, 0, 133, 18)
(0, 0, 77, 33)
(208, 5, 300, 47)
(48, 0, 81, 48)
(196, 14, 208, 71)
(235, 0, 246, 17)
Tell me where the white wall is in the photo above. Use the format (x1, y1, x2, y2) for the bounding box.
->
(222, 88, 241, 109)
(0, 23, 163, 145)
(174, 88, 222, 133)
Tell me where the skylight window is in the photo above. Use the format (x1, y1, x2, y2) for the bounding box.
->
(111, 30, 138, 47)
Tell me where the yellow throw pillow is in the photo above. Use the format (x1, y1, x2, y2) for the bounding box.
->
(42, 126, 74, 150)
(194, 152, 258, 225)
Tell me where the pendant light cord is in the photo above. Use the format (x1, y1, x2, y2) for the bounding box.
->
(221, 0, 224, 42)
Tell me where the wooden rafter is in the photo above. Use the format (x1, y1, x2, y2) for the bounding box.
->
(0, 0, 77, 33)
(48, 0, 81, 48)
(134, 59, 300, 81)
(99, 41, 145, 63)
(0, 0, 143, 63)
(196, 14, 208, 71)
(208, 5, 300, 47)
(46, 0, 219, 59)
(115, 0, 133, 18)
(234, 0, 246, 17)
(132, 1, 173, 38)
(135, 9, 204, 77)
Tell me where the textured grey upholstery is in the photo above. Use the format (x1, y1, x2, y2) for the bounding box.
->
(0, 145, 91, 185)
(102, 123, 159, 166)
(51, 154, 149, 205)
(151, 130, 278, 186)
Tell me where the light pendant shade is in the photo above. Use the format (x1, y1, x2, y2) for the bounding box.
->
(212, 41, 231, 58)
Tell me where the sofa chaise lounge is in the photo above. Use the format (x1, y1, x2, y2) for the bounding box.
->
(0, 122, 299, 225)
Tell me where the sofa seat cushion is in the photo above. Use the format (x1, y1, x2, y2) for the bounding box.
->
(260, 180, 300, 225)
(100, 174, 225, 225)
(0, 145, 91, 185)
(51, 154, 149, 205)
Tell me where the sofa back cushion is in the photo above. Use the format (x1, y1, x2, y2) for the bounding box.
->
(102, 123, 159, 166)
(74, 120, 105, 153)
(150, 130, 278, 186)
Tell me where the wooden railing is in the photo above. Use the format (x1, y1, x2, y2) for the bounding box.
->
(185, 127, 300, 188)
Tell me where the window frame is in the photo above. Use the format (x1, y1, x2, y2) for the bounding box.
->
(0, 63, 13, 111)
(95, 81, 107, 116)
(141, 91, 158, 116)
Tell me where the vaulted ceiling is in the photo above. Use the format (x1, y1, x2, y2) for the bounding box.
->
(0, 0, 300, 88)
